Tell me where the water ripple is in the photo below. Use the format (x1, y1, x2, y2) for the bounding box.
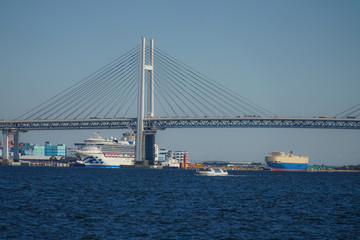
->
(0, 167, 359, 239)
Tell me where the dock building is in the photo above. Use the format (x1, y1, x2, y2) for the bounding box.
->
(158, 149, 189, 165)
(15, 141, 67, 157)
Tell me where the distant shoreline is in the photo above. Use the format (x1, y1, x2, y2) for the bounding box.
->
(1, 159, 359, 172)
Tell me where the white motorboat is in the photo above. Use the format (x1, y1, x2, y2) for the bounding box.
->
(196, 168, 228, 176)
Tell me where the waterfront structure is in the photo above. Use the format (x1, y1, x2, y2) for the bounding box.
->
(5, 141, 66, 157)
(168, 151, 188, 163)
(158, 149, 188, 167)
(158, 148, 168, 161)
(45, 142, 66, 156)
(33, 145, 45, 156)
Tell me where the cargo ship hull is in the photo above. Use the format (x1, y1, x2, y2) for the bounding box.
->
(266, 162, 308, 171)
(78, 152, 134, 168)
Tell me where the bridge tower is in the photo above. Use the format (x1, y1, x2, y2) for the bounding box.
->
(135, 37, 156, 164)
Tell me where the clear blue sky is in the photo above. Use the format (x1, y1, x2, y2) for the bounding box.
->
(1, 0, 359, 165)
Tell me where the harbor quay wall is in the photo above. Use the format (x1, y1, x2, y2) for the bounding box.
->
(0, 158, 73, 167)
(0, 159, 71, 167)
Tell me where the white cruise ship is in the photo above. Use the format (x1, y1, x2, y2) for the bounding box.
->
(75, 132, 136, 167)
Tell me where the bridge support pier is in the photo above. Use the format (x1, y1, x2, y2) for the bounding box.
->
(13, 130, 20, 162)
(144, 129, 157, 165)
(2, 130, 9, 161)
(1, 129, 21, 163)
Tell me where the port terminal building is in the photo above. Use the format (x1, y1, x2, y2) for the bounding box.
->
(0, 141, 67, 159)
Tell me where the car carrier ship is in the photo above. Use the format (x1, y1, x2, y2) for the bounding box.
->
(265, 151, 309, 171)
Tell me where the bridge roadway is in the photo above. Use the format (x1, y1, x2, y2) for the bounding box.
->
(1, 117, 360, 131)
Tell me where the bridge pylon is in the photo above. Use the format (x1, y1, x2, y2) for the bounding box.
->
(135, 37, 155, 163)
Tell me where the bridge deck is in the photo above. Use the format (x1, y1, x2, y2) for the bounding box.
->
(1, 117, 360, 131)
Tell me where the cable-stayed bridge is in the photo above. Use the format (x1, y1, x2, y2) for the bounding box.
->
(1, 37, 360, 163)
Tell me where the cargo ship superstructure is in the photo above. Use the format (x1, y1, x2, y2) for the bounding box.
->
(75, 132, 136, 167)
(265, 151, 308, 171)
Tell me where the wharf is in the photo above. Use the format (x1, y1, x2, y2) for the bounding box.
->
(0, 159, 70, 167)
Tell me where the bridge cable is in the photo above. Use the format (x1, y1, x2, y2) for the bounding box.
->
(152, 71, 181, 116)
(155, 58, 217, 116)
(155, 47, 274, 117)
(334, 104, 360, 118)
(17, 45, 139, 120)
(154, 69, 195, 116)
(155, 49, 248, 116)
(159, 52, 247, 116)
(75, 55, 139, 119)
(155, 49, 255, 116)
(29, 47, 138, 119)
(60, 50, 139, 119)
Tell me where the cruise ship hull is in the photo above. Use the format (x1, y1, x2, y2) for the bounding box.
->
(77, 151, 135, 168)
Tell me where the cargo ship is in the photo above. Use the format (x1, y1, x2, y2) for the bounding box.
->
(75, 132, 136, 167)
(265, 151, 308, 171)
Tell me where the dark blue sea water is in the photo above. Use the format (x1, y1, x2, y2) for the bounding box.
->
(0, 166, 359, 239)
